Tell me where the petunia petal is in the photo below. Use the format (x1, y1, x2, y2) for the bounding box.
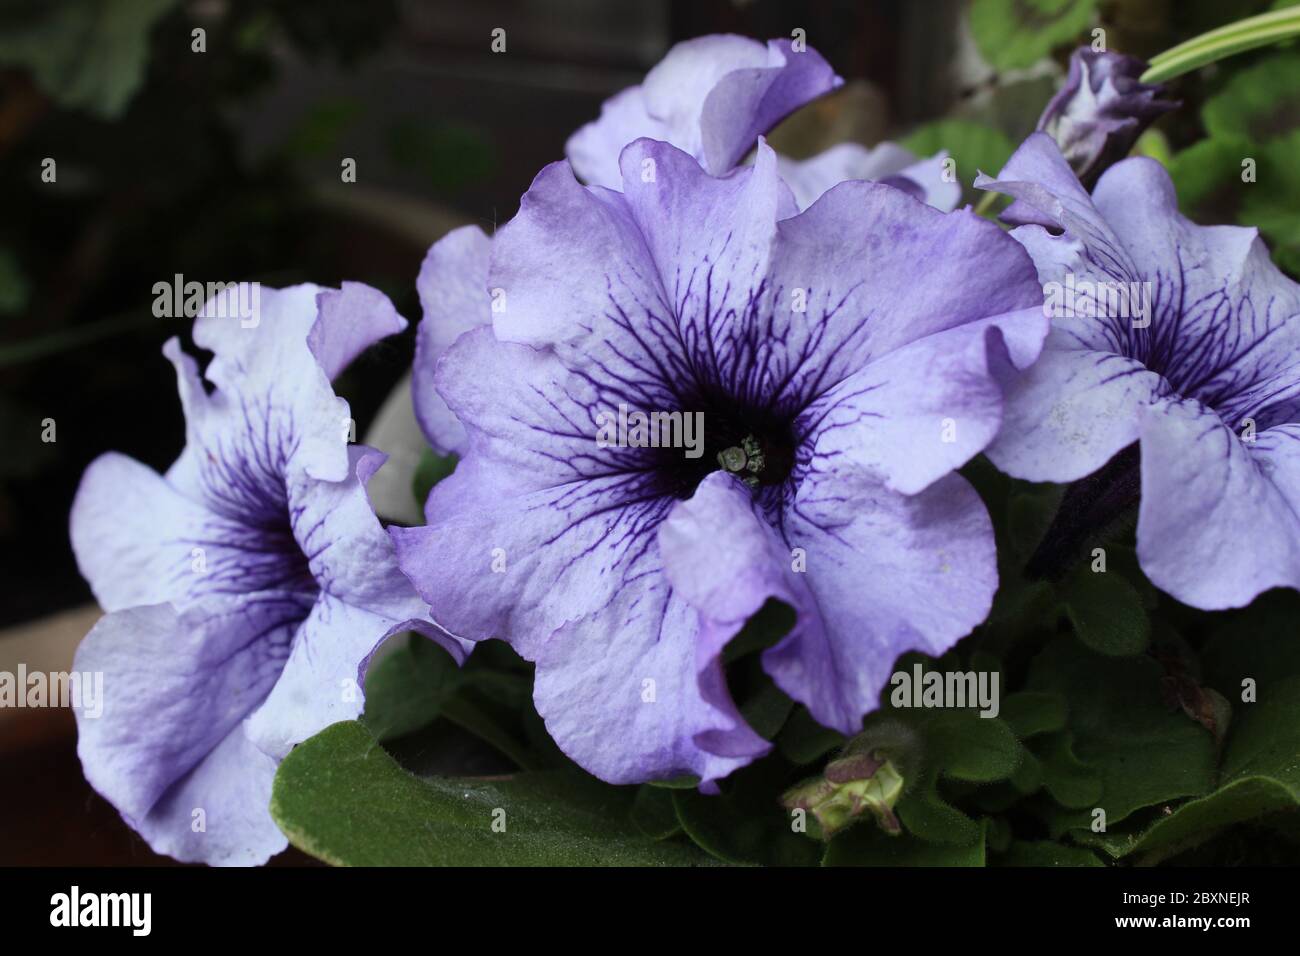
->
(308, 281, 407, 382)
(565, 35, 841, 189)
(766, 469, 998, 733)
(800, 308, 1048, 495)
(70, 452, 224, 611)
(244, 593, 416, 760)
(73, 596, 307, 864)
(777, 142, 961, 212)
(1137, 399, 1300, 609)
(413, 225, 493, 455)
(985, 330, 1164, 482)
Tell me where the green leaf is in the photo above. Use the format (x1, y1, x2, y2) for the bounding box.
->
(925, 710, 1022, 783)
(776, 706, 846, 765)
(271, 721, 721, 866)
(1001, 691, 1068, 738)
(362, 633, 463, 742)
(996, 839, 1103, 866)
(1026, 637, 1217, 834)
(672, 759, 821, 866)
(0, 0, 179, 119)
(411, 448, 458, 507)
(968, 0, 1096, 73)
(1203, 52, 1300, 142)
(0, 250, 29, 317)
(824, 819, 987, 866)
(630, 785, 681, 840)
(1034, 730, 1103, 808)
(363, 633, 538, 769)
(901, 119, 1016, 203)
(1061, 568, 1151, 656)
(1172, 53, 1300, 275)
(1078, 676, 1300, 861)
(847, 704, 1020, 845)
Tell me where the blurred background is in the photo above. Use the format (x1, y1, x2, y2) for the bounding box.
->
(0, 0, 1291, 864)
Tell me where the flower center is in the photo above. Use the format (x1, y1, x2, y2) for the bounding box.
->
(651, 385, 798, 500)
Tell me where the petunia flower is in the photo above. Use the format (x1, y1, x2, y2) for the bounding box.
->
(414, 40, 955, 457)
(977, 133, 1300, 610)
(1036, 47, 1176, 189)
(565, 33, 958, 213)
(777, 142, 960, 213)
(393, 139, 1048, 786)
(69, 283, 465, 865)
(565, 34, 843, 190)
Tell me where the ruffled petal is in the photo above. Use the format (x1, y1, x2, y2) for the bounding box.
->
(767, 470, 998, 733)
(245, 593, 412, 760)
(413, 225, 492, 455)
(565, 35, 840, 189)
(308, 281, 407, 382)
(129, 726, 285, 867)
(70, 452, 223, 611)
(1089, 157, 1300, 423)
(986, 330, 1164, 482)
(799, 308, 1047, 495)
(73, 596, 307, 865)
(777, 142, 960, 212)
(758, 177, 1043, 409)
(1137, 399, 1300, 609)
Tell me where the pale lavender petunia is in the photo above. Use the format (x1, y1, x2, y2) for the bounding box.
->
(413, 39, 951, 454)
(565, 33, 956, 213)
(778, 142, 961, 213)
(566, 34, 842, 190)
(413, 225, 492, 456)
(977, 133, 1300, 609)
(70, 282, 466, 866)
(393, 139, 1048, 787)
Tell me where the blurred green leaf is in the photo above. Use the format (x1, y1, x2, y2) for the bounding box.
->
(0, 0, 179, 119)
(969, 0, 1096, 72)
(362, 632, 462, 742)
(1062, 567, 1151, 656)
(902, 119, 1016, 203)
(824, 819, 987, 866)
(996, 839, 1103, 866)
(672, 758, 820, 865)
(0, 249, 30, 316)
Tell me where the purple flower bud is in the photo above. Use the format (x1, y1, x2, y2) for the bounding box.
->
(1037, 48, 1177, 188)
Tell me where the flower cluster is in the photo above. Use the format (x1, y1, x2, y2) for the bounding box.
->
(70, 33, 1298, 865)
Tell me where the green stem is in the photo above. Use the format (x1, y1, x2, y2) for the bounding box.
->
(973, 190, 1001, 218)
(1141, 6, 1300, 84)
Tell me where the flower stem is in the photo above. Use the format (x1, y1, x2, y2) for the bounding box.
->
(1141, 7, 1300, 85)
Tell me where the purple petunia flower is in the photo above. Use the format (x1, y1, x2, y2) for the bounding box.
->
(564, 33, 958, 212)
(414, 37, 957, 457)
(565, 34, 842, 190)
(69, 283, 465, 865)
(977, 133, 1300, 610)
(393, 139, 1048, 786)
(777, 142, 961, 213)
(1036, 47, 1177, 189)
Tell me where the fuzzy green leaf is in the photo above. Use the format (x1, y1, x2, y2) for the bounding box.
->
(270, 721, 721, 866)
